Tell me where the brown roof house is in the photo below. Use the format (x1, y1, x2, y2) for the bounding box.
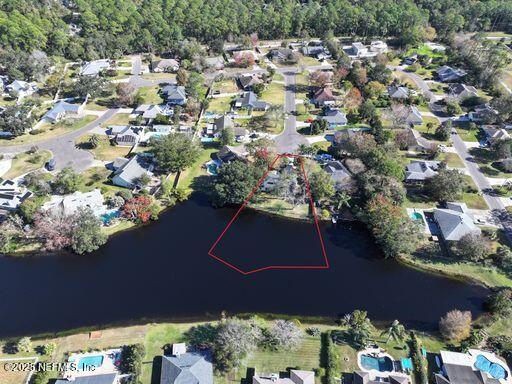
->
(403, 128, 435, 152)
(312, 87, 336, 107)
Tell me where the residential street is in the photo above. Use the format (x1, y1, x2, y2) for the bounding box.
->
(273, 71, 307, 153)
(388, 65, 435, 102)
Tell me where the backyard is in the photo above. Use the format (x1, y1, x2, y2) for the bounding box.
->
(76, 134, 132, 161)
(2, 150, 52, 179)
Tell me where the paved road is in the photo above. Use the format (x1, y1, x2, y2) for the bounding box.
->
(388, 65, 435, 102)
(273, 71, 307, 154)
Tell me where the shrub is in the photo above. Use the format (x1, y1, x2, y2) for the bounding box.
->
(264, 320, 302, 351)
(321, 331, 340, 384)
(485, 288, 512, 317)
(42, 342, 56, 356)
(29, 129, 43, 135)
(120, 344, 145, 384)
(410, 332, 428, 384)
(306, 327, 321, 337)
(439, 310, 472, 342)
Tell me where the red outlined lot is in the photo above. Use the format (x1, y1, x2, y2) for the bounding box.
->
(208, 153, 330, 275)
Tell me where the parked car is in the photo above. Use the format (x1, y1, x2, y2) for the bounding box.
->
(46, 158, 56, 171)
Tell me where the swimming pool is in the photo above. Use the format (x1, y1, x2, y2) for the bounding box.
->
(410, 212, 423, 220)
(77, 355, 104, 371)
(101, 211, 120, 225)
(207, 163, 219, 176)
(475, 354, 508, 380)
(360, 354, 394, 372)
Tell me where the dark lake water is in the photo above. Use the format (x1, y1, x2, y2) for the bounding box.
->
(0, 193, 489, 337)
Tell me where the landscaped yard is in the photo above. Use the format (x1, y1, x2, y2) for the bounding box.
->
(137, 85, 164, 104)
(3, 150, 52, 179)
(207, 96, 233, 114)
(438, 152, 464, 168)
(79, 166, 125, 196)
(77, 134, 132, 161)
(260, 82, 285, 106)
(406, 44, 446, 60)
(177, 147, 217, 194)
(212, 79, 238, 94)
(0, 116, 97, 147)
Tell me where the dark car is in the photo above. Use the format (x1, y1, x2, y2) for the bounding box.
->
(45, 158, 56, 171)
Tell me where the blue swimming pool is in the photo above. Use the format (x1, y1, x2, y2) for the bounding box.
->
(77, 355, 104, 371)
(101, 211, 120, 225)
(411, 212, 423, 220)
(475, 355, 508, 380)
(360, 354, 394, 372)
(207, 163, 219, 176)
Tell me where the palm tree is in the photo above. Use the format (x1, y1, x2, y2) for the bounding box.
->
(265, 106, 285, 130)
(381, 319, 406, 344)
(88, 134, 100, 149)
(332, 191, 351, 211)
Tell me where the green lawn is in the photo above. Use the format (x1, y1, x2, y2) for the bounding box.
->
(177, 147, 217, 194)
(455, 128, 480, 142)
(0, 116, 97, 147)
(212, 79, 239, 93)
(79, 166, 125, 197)
(438, 152, 464, 168)
(405, 44, 446, 60)
(207, 96, 234, 114)
(3, 150, 52, 179)
(77, 134, 132, 161)
(102, 113, 133, 127)
(260, 82, 285, 106)
(137, 85, 164, 104)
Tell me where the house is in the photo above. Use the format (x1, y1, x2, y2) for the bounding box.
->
(0, 75, 9, 93)
(404, 128, 434, 152)
(160, 344, 213, 384)
(152, 59, 179, 73)
(234, 127, 249, 142)
(43, 99, 86, 123)
(109, 125, 144, 146)
(320, 108, 347, 127)
(388, 86, 410, 100)
(405, 160, 440, 182)
(353, 371, 410, 384)
(238, 73, 264, 90)
(42, 189, 107, 217)
(233, 91, 269, 111)
(302, 44, 331, 60)
(323, 160, 351, 189)
(218, 145, 249, 163)
(261, 170, 280, 192)
(433, 202, 481, 241)
(332, 128, 370, 149)
(351, 42, 368, 57)
(204, 56, 225, 70)
(6, 80, 38, 98)
(55, 373, 117, 384)
(405, 106, 423, 126)
(80, 59, 111, 76)
(449, 83, 478, 100)
(135, 104, 173, 124)
(112, 154, 155, 189)
(482, 126, 510, 145)
(153, 125, 173, 134)
(269, 48, 296, 63)
(312, 87, 335, 107)
(161, 85, 187, 105)
(436, 66, 467, 82)
(469, 104, 498, 123)
(214, 115, 234, 133)
(0, 179, 32, 211)
(370, 40, 388, 54)
(253, 370, 315, 384)
(434, 349, 511, 384)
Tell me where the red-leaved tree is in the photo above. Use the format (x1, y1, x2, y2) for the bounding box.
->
(122, 196, 155, 223)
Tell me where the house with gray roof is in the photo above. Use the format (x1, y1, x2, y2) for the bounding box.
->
(42, 189, 106, 217)
(388, 86, 410, 100)
(436, 66, 467, 82)
(320, 108, 347, 128)
(234, 91, 269, 111)
(6, 80, 38, 98)
(55, 373, 117, 384)
(152, 59, 179, 73)
(354, 371, 410, 384)
(214, 115, 234, 132)
(160, 348, 213, 384)
(80, 60, 111, 76)
(135, 104, 173, 123)
(482, 126, 510, 145)
(43, 99, 86, 123)
(405, 160, 440, 182)
(253, 370, 315, 384)
(312, 87, 336, 107)
(161, 85, 187, 105)
(404, 128, 434, 152)
(218, 145, 249, 163)
(323, 160, 351, 189)
(433, 202, 481, 241)
(405, 106, 423, 126)
(449, 83, 478, 100)
(112, 154, 154, 189)
(238, 74, 264, 90)
(204, 56, 225, 70)
(469, 104, 498, 124)
(234, 127, 248, 142)
(109, 126, 144, 147)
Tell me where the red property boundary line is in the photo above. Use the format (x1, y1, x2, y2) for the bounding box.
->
(208, 153, 330, 275)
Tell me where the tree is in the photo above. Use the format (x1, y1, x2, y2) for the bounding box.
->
(212, 161, 260, 207)
(308, 169, 335, 202)
(116, 83, 136, 106)
(71, 207, 107, 254)
(358, 100, 377, 122)
(73, 75, 109, 98)
(309, 70, 332, 87)
(365, 195, 421, 258)
(150, 133, 200, 173)
(176, 69, 189, 86)
(89, 134, 100, 148)
(42, 342, 56, 356)
(33, 211, 75, 251)
(266, 320, 303, 351)
(439, 310, 472, 342)
(219, 127, 234, 146)
(358, 171, 405, 205)
(185, 71, 204, 98)
(340, 310, 374, 349)
(345, 87, 363, 110)
(309, 119, 328, 135)
(52, 167, 83, 194)
(456, 233, 490, 262)
(424, 169, 466, 202)
(213, 318, 262, 371)
(122, 195, 158, 223)
(0, 105, 34, 137)
(445, 98, 462, 116)
(17, 337, 32, 353)
(486, 289, 512, 317)
(381, 320, 406, 344)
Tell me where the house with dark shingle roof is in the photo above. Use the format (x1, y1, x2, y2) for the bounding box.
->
(312, 87, 335, 107)
(433, 202, 481, 241)
(160, 350, 213, 384)
(322, 160, 351, 189)
(403, 128, 434, 152)
(449, 83, 478, 100)
(320, 108, 347, 127)
(55, 373, 117, 384)
(161, 85, 187, 105)
(405, 160, 440, 182)
(387, 85, 410, 100)
(234, 91, 269, 111)
(436, 66, 467, 82)
(152, 59, 180, 73)
(214, 115, 234, 132)
(112, 154, 154, 189)
(238, 73, 264, 90)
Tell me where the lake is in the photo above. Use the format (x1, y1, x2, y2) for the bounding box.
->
(0, 193, 488, 337)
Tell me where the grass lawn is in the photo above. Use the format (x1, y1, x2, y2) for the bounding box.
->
(0, 359, 36, 384)
(102, 113, 133, 127)
(392, 72, 418, 90)
(86, 100, 109, 111)
(137, 85, 164, 104)
(77, 135, 131, 161)
(300, 56, 322, 67)
(260, 82, 285, 106)
(0, 116, 97, 147)
(406, 44, 446, 60)
(438, 152, 464, 168)
(502, 70, 512, 90)
(3, 150, 52, 179)
(249, 196, 311, 221)
(79, 166, 125, 197)
(461, 192, 488, 210)
(208, 96, 233, 114)
(177, 147, 217, 194)
(212, 79, 238, 93)
(455, 128, 480, 142)
(141, 73, 176, 81)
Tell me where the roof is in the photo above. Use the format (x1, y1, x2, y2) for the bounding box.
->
(0, 179, 32, 210)
(405, 128, 432, 150)
(313, 87, 335, 103)
(353, 371, 410, 384)
(482, 126, 510, 141)
(234, 127, 248, 137)
(44, 100, 82, 121)
(238, 74, 263, 89)
(55, 373, 117, 384)
(406, 106, 423, 124)
(161, 85, 187, 101)
(388, 86, 410, 99)
(290, 370, 315, 384)
(218, 145, 249, 162)
(160, 352, 213, 384)
(153, 59, 179, 70)
(405, 160, 439, 181)
(204, 56, 225, 68)
(352, 42, 365, 50)
(136, 104, 173, 119)
(434, 203, 481, 241)
(42, 189, 106, 217)
(323, 160, 351, 184)
(80, 60, 110, 76)
(321, 109, 347, 125)
(449, 83, 478, 98)
(214, 115, 234, 131)
(6, 80, 36, 92)
(113, 154, 154, 187)
(436, 66, 467, 82)
(234, 92, 269, 109)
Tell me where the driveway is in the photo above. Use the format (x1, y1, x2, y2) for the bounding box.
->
(273, 71, 307, 154)
(388, 65, 435, 102)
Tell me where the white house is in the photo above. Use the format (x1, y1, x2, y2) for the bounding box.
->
(43, 99, 87, 123)
(42, 189, 107, 217)
(80, 59, 111, 76)
(6, 80, 38, 99)
(112, 154, 155, 189)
